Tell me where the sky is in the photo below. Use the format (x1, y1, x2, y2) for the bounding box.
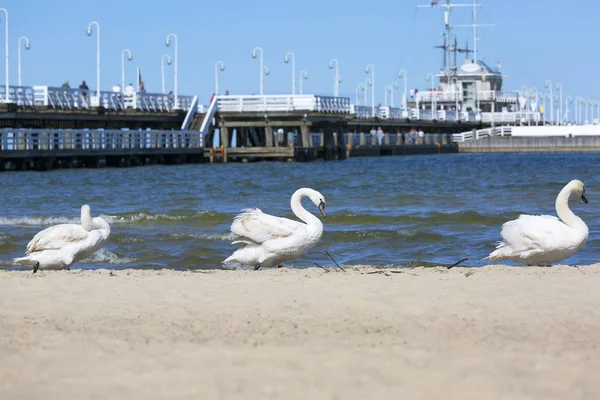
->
(9, 0, 600, 105)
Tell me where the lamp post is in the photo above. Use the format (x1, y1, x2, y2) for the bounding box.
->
(556, 83, 563, 124)
(384, 85, 391, 106)
(329, 58, 340, 96)
(17, 36, 30, 87)
(299, 70, 308, 95)
(389, 81, 399, 107)
(364, 79, 370, 106)
(565, 95, 573, 124)
(398, 69, 408, 109)
(356, 82, 364, 105)
(86, 21, 100, 101)
(214, 60, 225, 95)
(165, 33, 178, 108)
(544, 80, 553, 125)
(0, 9, 8, 102)
(426, 73, 435, 117)
(251, 47, 266, 95)
(284, 52, 295, 95)
(365, 64, 375, 117)
(161, 54, 171, 94)
(121, 49, 132, 92)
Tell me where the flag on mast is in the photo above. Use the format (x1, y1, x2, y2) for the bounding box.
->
(431, 0, 439, 7)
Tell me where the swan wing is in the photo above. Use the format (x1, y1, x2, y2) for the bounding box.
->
(26, 224, 90, 255)
(500, 214, 571, 253)
(230, 208, 302, 245)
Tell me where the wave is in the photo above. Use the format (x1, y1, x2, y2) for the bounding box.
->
(85, 248, 135, 264)
(0, 210, 232, 227)
(326, 229, 444, 243)
(326, 210, 511, 226)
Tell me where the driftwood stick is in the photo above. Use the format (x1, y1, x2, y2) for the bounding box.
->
(325, 250, 346, 273)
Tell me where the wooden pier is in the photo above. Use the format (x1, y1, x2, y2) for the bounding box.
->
(0, 92, 475, 171)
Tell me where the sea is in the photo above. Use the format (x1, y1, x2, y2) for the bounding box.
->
(1, 152, 598, 270)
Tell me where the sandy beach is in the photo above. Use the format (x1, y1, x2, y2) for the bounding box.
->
(1, 264, 600, 399)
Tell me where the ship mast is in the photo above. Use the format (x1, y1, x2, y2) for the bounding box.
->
(417, 0, 472, 73)
(454, 0, 495, 63)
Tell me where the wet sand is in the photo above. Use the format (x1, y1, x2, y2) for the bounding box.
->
(1, 265, 599, 399)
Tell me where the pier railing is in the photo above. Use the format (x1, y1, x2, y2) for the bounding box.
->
(452, 126, 513, 142)
(216, 95, 351, 114)
(0, 85, 35, 106)
(29, 86, 196, 112)
(0, 128, 205, 152)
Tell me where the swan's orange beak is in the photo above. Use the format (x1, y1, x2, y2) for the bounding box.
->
(581, 194, 588, 204)
(318, 201, 326, 218)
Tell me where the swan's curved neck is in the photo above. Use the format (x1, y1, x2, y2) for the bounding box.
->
(290, 190, 322, 227)
(81, 207, 94, 231)
(556, 186, 586, 231)
(93, 217, 111, 239)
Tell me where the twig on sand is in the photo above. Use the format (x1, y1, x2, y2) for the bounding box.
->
(447, 257, 469, 270)
(366, 269, 403, 275)
(325, 250, 346, 272)
(313, 262, 330, 273)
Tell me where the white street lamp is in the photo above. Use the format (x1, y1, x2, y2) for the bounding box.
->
(364, 79, 371, 107)
(17, 36, 30, 87)
(556, 83, 563, 124)
(299, 70, 308, 95)
(544, 80, 553, 125)
(284, 52, 295, 95)
(161, 54, 171, 94)
(356, 82, 364, 105)
(214, 60, 225, 95)
(86, 20, 100, 101)
(389, 81, 399, 107)
(398, 69, 408, 109)
(384, 85, 391, 106)
(365, 64, 375, 117)
(121, 49, 132, 93)
(565, 95, 573, 124)
(251, 47, 264, 95)
(426, 73, 435, 117)
(329, 58, 340, 97)
(165, 33, 178, 108)
(0, 9, 9, 102)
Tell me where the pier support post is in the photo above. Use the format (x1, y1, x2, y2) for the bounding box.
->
(264, 126, 273, 147)
(220, 127, 229, 163)
(300, 125, 311, 147)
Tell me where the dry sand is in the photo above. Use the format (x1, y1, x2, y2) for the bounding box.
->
(1, 264, 600, 400)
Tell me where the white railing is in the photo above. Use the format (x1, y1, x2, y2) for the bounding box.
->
(216, 95, 351, 114)
(180, 95, 199, 130)
(416, 91, 460, 103)
(0, 85, 35, 106)
(0, 128, 204, 151)
(199, 96, 219, 135)
(314, 96, 351, 113)
(481, 112, 541, 124)
(30, 86, 195, 112)
(452, 126, 513, 142)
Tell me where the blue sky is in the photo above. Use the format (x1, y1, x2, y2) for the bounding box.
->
(10, 0, 600, 104)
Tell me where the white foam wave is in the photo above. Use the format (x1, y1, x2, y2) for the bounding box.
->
(85, 248, 135, 264)
(168, 232, 234, 241)
(0, 216, 80, 226)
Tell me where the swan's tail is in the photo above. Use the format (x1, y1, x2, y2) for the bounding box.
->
(13, 256, 37, 266)
(486, 241, 513, 262)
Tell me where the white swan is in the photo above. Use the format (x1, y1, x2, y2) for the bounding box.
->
(13, 204, 111, 273)
(223, 188, 326, 270)
(487, 179, 589, 266)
